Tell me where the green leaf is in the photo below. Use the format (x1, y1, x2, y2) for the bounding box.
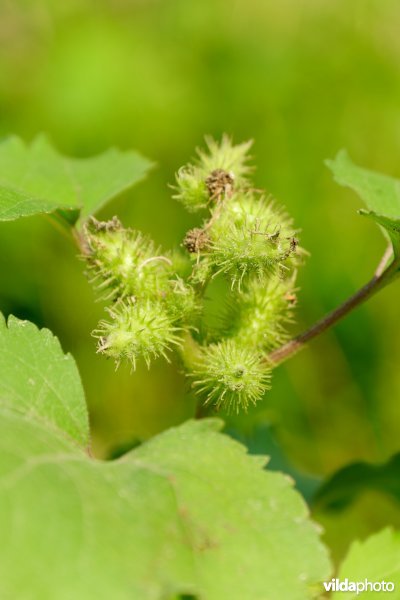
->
(333, 529, 400, 598)
(313, 453, 400, 512)
(228, 424, 321, 503)
(0, 135, 152, 222)
(0, 315, 331, 599)
(326, 150, 400, 257)
(0, 314, 89, 447)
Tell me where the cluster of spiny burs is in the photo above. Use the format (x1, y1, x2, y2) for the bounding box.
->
(82, 137, 302, 413)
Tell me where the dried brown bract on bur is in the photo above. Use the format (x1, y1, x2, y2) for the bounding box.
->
(183, 227, 210, 253)
(205, 168, 235, 200)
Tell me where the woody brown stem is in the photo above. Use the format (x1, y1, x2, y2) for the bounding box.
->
(266, 250, 399, 367)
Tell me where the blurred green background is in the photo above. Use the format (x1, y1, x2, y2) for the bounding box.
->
(1, 0, 400, 562)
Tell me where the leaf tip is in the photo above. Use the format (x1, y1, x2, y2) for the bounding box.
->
(325, 148, 350, 172)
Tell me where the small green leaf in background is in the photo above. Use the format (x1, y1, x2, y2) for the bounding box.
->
(0, 135, 152, 222)
(326, 150, 400, 258)
(0, 314, 331, 599)
(313, 453, 400, 513)
(333, 529, 400, 599)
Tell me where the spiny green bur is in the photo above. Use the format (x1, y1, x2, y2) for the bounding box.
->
(83, 137, 303, 413)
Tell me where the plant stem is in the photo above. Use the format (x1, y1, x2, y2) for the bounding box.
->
(43, 213, 76, 245)
(267, 251, 399, 367)
(374, 244, 393, 277)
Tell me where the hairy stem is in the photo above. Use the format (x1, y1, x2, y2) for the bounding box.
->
(267, 250, 399, 366)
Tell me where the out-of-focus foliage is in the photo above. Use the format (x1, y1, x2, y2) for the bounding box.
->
(1, 0, 400, 562)
(0, 135, 151, 220)
(313, 454, 400, 513)
(327, 150, 400, 257)
(332, 529, 400, 598)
